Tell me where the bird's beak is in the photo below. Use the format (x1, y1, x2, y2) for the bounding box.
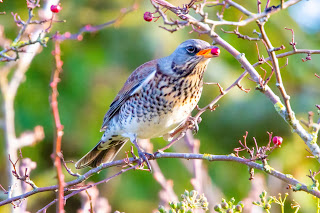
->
(196, 47, 220, 58)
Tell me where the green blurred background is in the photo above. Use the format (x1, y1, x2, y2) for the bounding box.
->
(0, 0, 319, 212)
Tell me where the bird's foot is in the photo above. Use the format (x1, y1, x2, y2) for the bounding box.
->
(131, 137, 153, 172)
(186, 116, 202, 134)
(137, 150, 153, 172)
(153, 149, 164, 157)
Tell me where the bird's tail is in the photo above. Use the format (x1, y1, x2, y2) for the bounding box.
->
(75, 139, 128, 169)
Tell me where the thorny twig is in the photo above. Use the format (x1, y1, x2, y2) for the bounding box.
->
(285, 27, 297, 51)
(193, 71, 249, 122)
(233, 131, 279, 162)
(252, 49, 320, 67)
(221, 27, 260, 41)
(257, 19, 294, 121)
(8, 151, 38, 192)
(53, 1, 139, 41)
(36, 165, 138, 213)
(0, 1, 49, 62)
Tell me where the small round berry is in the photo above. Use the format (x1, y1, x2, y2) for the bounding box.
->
(143, 12, 153, 22)
(77, 34, 83, 41)
(51, 5, 62, 13)
(85, 24, 92, 31)
(64, 32, 71, 38)
(211, 47, 220, 56)
(272, 136, 283, 146)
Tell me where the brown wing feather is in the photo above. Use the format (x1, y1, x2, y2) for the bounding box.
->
(100, 59, 158, 131)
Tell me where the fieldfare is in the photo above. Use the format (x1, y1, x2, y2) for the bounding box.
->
(75, 39, 220, 170)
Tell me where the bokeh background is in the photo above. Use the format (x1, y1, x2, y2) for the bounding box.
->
(0, 0, 319, 212)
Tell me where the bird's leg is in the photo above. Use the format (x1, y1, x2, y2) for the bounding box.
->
(158, 116, 201, 152)
(158, 130, 186, 152)
(131, 138, 152, 172)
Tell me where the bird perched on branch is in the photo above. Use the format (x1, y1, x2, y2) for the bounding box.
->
(75, 39, 220, 170)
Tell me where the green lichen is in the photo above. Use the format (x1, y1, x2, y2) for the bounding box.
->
(285, 174, 293, 179)
(294, 183, 302, 191)
(274, 102, 285, 114)
(263, 164, 274, 173)
(203, 153, 212, 161)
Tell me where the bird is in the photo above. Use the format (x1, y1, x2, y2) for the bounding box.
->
(75, 39, 220, 170)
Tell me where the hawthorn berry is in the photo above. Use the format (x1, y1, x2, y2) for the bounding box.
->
(64, 32, 71, 38)
(51, 5, 62, 13)
(272, 136, 283, 146)
(143, 12, 153, 22)
(211, 47, 220, 56)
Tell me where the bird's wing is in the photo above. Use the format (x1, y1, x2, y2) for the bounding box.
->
(100, 59, 158, 131)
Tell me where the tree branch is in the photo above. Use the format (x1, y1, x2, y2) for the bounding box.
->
(1, 152, 320, 207)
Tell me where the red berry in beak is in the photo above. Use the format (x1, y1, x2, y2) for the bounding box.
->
(211, 47, 220, 56)
(143, 12, 153, 22)
(51, 5, 62, 13)
(272, 136, 283, 146)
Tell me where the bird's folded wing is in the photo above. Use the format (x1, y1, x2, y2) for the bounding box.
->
(100, 59, 158, 131)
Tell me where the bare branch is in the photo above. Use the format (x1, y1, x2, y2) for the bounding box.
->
(2, 151, 320, 208)
(253, 49, 320, 67)
(50, 39, 65, 212)
(53, 2, 139, 41)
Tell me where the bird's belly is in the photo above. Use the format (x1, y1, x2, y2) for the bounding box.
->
(124, 103, 193, 139)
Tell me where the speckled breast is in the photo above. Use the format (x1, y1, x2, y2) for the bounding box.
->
(119, 68, 205, 139)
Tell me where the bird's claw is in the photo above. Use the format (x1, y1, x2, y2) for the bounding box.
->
(186, 116, 201, 134)
(137, 150, 152, 172)
(154, 150, 164, 156)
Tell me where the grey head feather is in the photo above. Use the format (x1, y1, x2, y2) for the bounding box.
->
(157, 39, 211, 77)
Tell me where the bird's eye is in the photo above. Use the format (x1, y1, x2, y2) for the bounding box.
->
(186, 46, 197, 54)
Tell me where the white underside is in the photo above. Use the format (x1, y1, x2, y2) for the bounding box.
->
(120, 103, 191, 140)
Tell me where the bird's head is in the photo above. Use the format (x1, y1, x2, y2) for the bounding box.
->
(158, 39, 220, 77)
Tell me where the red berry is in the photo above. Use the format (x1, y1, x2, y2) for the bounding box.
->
(211, 47, 220, 56)
(272, 136, 283, 146)
(77, 35, 83, 41)
(143, 12, 153, 22)
(51, 5, 62, 13)
(85, 25, 92, 31)
(64, 32, 71, 38)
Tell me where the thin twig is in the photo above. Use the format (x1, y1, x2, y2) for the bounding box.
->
(50, 39, 65, 212)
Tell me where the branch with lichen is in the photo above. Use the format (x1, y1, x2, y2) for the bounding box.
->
(1, 149, 320, 208)
(0, 1, 51, 62)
